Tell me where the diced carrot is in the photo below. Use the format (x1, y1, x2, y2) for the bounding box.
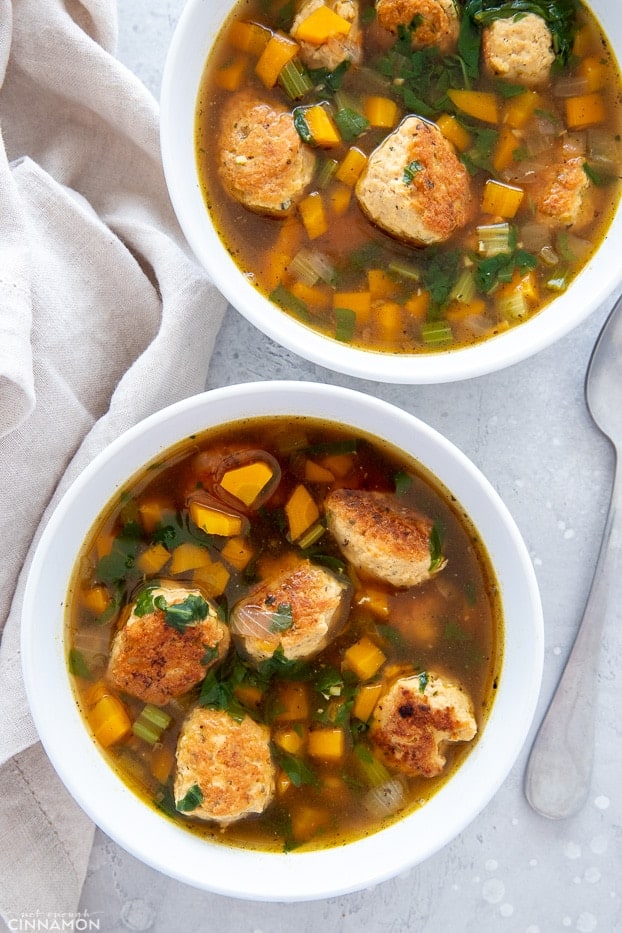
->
(255, 32, 299, 88)
(227, 20, 271, 56)
(292, 5, 352, 46)
(565, 92, 605, 129)
(307, 727, 345, 761)
(492, 125, 520, 173)
(169, 542, 213, 574)
(447, 89, 499, 124)
(299, 191, 328, 239)
(364, 95, 399, 128)
(137, 543, 170, 575)
(219, 459, 274, 507)
(335, 147, 367, 186)
(352, 682, 383, 722)
(342, 636, 386, 680)
(503, 90, 540, 129)
(215, 54, 248, 92)
(481, 179, 524, 218)
(80, 584, 110, 615)
(285, 483, 320, 541)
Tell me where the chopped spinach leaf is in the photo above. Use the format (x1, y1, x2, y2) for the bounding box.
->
(269, 602, 294, 633)
(429, 521, 445, 571)
(272, 746, 319, 787)
(417, 671, 429, 693)
(68, 648, 93, 680)
(394, 470, 412, 497)
(473, 248, 537, 293)
(403, 159, 423, 184)
(161, 593, 209, 632)
(175, 783, 204, 813)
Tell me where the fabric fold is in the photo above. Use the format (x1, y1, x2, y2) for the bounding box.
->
(0, 0, 227, 924)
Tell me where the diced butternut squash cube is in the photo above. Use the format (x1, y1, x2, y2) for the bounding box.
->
(492, 125, 520, 173)
(376, 300, 402, 341)
(364, 95, 399, 128)
(404, 290, 430, 320)
(189, 499, 246, 537)
(503, 90, 540, 129)
(138, 499, 167, 534)
(447, 89, 499, 124)
(577, 56, 606, 92)
(293, 5, 352, 46)
(233, 683, 264, 709)
(342, 636, 386, 680)
(319, 452, 353, 477)
(227, 20, 271, 56)
(273, 682, 310, 721)
(151, 744, 175, 784)
(303, 459, 335, 483)
(137, 543, 170, 575)
(368, 268, 396, 298)
(255, 32, 299, 88)
(352, 682, 384, 722)
(220, 535, 254, 571)
(565, 92, 605, 129)
(327, 181, 352, 216)
(436, 113, 472, 151)
(481, 179, 524, 218)
(285, 483, 320, 541)
(335, 147, 367, 185)
(274, 726, 307, 755)
(299, 191, 328, 240)
(95, 529, 115, 560)
(332, 290, 371, 320)
(219, 460, 275, 507)
(215, 54, 248, 92)
(169, 542, 213, 574)
(308, 727, 345, 761)
(192, 558, 230, 598)
(88, 693, 131, 748)
(80, 584, 110, 615)
(302, 104, 341, 147)
(355, 586, 390, 618)
(291, 804, 329, 841)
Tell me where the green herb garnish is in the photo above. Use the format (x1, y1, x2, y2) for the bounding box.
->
(175, 783, 204, 813)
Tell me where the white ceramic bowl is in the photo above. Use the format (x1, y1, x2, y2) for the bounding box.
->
(160, 0, 622, 384)
(22, 382, 543, 900)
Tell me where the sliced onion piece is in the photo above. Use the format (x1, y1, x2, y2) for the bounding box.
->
(362, 776, 408, 818)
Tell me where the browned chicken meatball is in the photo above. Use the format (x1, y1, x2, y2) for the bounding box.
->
(230, 558, 352, 663)
(218, 92, 316, 216)
(325, 488, 446, 588)
(355, 116, 473, 246)
(107, 584, 229, 705)
(482, 13, 555, 87)
(174, 707, 275, 824)
(291, 0, 363, 70)
(532, 156, 594, 231)
(375, 0, 459, 53)
(370, 672, 477, 777)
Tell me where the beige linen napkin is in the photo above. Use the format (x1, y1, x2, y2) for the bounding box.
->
(0, 0, 226, 924)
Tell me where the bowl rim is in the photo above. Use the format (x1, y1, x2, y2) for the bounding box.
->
(159, 0, 622, 385)
(21, 381, 543, 900)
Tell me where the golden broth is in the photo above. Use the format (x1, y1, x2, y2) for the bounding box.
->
(195, 0, 622, 354)
(67, 417, 503, 853)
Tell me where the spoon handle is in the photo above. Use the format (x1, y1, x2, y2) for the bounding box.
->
(525, 459, 622, 819)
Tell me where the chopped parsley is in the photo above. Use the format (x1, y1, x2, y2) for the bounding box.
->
(175, 783, 204, 813)
(403, 159, 424, 184)
(269, 602, 294, 633)
(429, 521, 445, 572)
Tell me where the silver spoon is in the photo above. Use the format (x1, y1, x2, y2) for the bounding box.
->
(525, 293, 622, 819)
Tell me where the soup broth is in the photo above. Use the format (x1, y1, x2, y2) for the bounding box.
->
(67, 417, 503, 852)
(196, 0, 622, 354)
